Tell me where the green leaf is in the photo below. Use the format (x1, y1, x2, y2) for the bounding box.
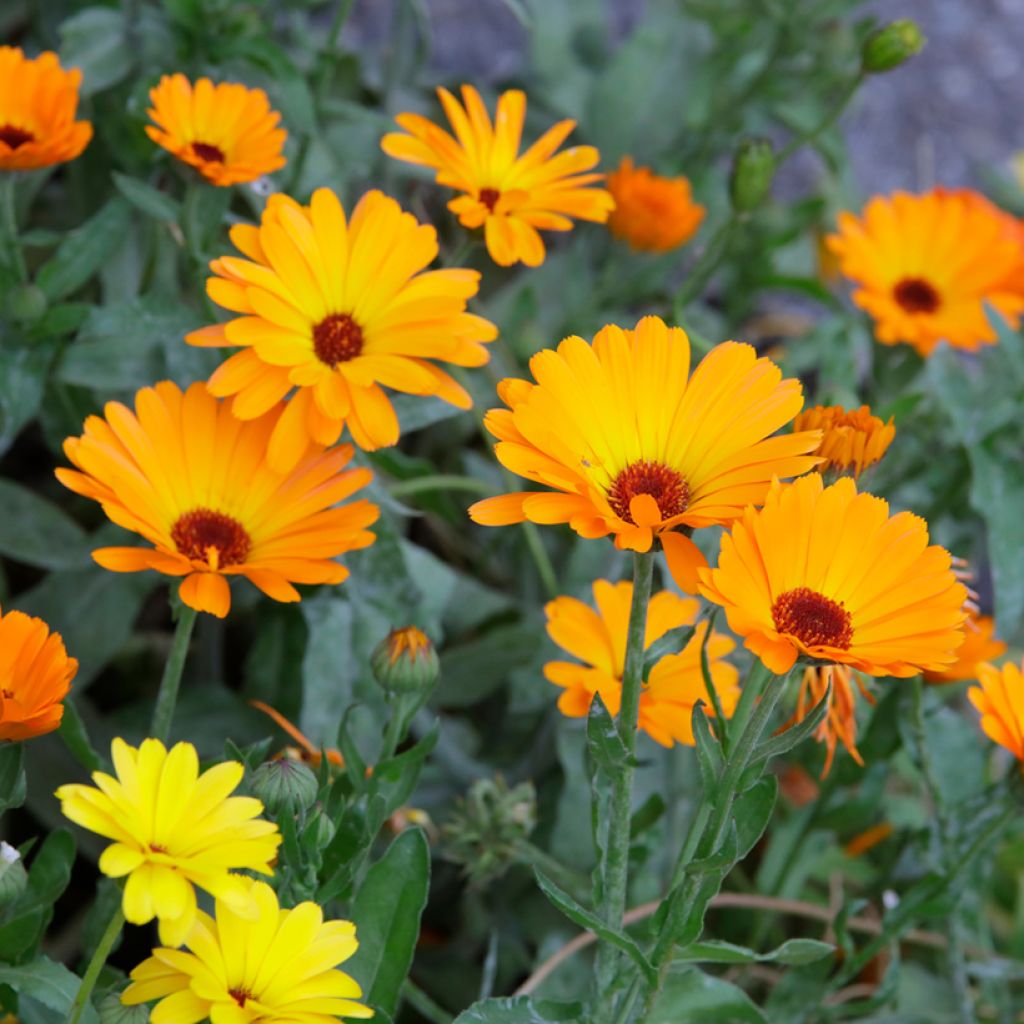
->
(0, 744, 26, 814)
(647, 967, 766, 1023)
(691, 703, 723, 801)
(733, 775, 778, 859)
(112, 173, 181, 222)
(58, 699, 104, 774)
(349, 829, 430, 1019)
(452, 997, 584, 1024)
(749, 683, 830, 768)
(25, 829, 75, 907)
(0, 956, 99, 1024)
(59, 7, 131, 95)
(0, 339, 56, 456)
(0, 478, 90, 569)
(437, 622, 541, 708)
(764, 938, 835, 966)
(676, 937, 833, 967)
(586, 692, 630, 774)
(643, 624, 696, 673)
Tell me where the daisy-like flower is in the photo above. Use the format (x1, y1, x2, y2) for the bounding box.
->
(791, 664, 874, 777)
(544, 579, 739, 747)
(56, 738, 281, 947)
(793, 404, 895, 477)
(925, 611, 1006, 684)
(0, 47, 92, 170)
(0, 607, 77, 742)
(968, 659, 1024, 762)
(56, 381, 378, 619)
(122, 878, 371, 1023)
(381, 84, 614, 267)
(606, 157, 705, 253)
(699, 474, 967, 677)
(188, 188, 497, 470)
(468, 315, 821, 592)
(827, 189, 1024, 355)
(146, 74, 286, 186)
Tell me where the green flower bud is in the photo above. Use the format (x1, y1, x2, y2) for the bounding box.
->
(5, 283, 47, 324)
(305, 808, 336, 849)
(101, 993, 149, 1024)
(249, 758, 319, 817)
(729, 138, 775, 213)
(371, 627, 439, 696)
(0, 841, 27, 906)
(861, 20, 925, 74)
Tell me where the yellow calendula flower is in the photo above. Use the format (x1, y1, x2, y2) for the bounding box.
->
(793, 404, 895, 477)
(381, 84, 614, 267)
(56, 738, 281, 947)
(606, 157, 705, 253)
(122, 879, 372, 1023)
(969, 659, 1024, 763)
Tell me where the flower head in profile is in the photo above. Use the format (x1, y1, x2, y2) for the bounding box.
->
(925, 611, 1006, 684)
(56, 738, 281, 947)
(793, 404, 895, 478)
(544, 579, 739, 747)
(122, 878, 371, 1022)
(56, 381, 378, 618)
(606, 157, 704, 253)
(699, 474, 967, 676)
(0, 607, 77, 742)
(791, 664, 874, 777)
(381, 85, 614, 267)
(469, 315, 821, 592)
(146, 74, 286, 186)
(188, 188, 496, 470)
(0, 46, 92, 170)
(968, 659, 1024, 763)
(827, 189, 1024, 355)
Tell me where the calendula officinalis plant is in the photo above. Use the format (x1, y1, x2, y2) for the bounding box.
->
(1, 3, 1023, 1024)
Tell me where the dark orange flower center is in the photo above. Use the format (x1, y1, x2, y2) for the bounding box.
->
(608, 460, 689, 524)
(1, 688, 12, 700)
(479, 187, 500, 211)
(0, 125, 33, 150)
(191, 141, 226, 163)
(313, 312, 364, 367)
(893, 277, 940, 314)
(229, 989, 251, 1008)
(148, 843, 168, 853)
(171, 508, 251, 568)
(772, 587, 853, 650)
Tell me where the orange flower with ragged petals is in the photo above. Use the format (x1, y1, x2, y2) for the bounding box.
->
(606, 157, 704, 253)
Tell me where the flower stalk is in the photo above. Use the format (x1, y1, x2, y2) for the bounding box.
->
(0, 173, 27, 283)
(69, 905, 125, 1024)
(150, 603, 198, 745)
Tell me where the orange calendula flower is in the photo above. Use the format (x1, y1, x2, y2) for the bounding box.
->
(606, 157, 705, 253)
(925, 611, 1006, 683)
(827, 189, 1024, 355)
(55, 381, 378, 619)
(699, 474, 968, 677)
(0, 608, 77, 742)
(793, 404, 895, 477)
(969, 659, 1024, 762)
(0, 47, 92, 170)
(792, 664, 875, 777)
(188, 188, 497, 470)
(146, 74, 286, 186)
(381, 84, 614, 267)
(468, 315, 821, 592)
(544, 579, 739, 747)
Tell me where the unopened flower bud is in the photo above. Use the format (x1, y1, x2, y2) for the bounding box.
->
(730, 138, 774, 213)
(249, 758, 318, 817)
(371, 627, 439, 696)
(0, 841, 27, 906)
(103, 993, 150, 1024)
(307, 808, 336, 848)
(5, 283, 47, 324)
(861, 20, 925, 73)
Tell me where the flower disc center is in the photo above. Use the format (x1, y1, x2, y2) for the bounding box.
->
(608, 460, 689, 524)
(479, 187, 501, 211)
(171, 508, 251, 568)
(313, 312, 364, 367)
(228, 988, 252, 1008)
(191, 140, 226, 163)
(0, 125, 34, 150)
(893, 276, 940, 314)
(772, 587, 853, 650)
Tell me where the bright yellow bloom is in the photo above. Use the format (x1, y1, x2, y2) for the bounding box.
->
(146, 74, 286, 186)
(699, 474, 967, 677)
(793, 404, 895, 477)
(188, 188, 496, 470)
(0, 47, 91, 170)
(925, 612, 1006, 683)
(469, 315, 821, 592)
(827, 189, 1024, 355)
(544, 580, 739, 747)
(0, 607, 77, 742)
(969, 659, 1024, 762)
(791, 664, 874, 777)
(56, 738, 281, 947)
(56, 381, 378, 618)
(606, 157, 704, 253)
(122, 879, 371, 1023)
(381, 84, 614, 267)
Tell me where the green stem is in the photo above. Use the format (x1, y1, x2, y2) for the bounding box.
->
(775, 73, 864, 166)
(672, 218, 737, 312)
(69, 906, 125, 1024)
(150, 604, 198, 743)
(380, 694, 408, 763)
(521, 520, 559, 600)
(401, 978, 452, 1024)
(0, 173, 27, 283)
(390, 474, 493, 499)
(595, 550, 655, 1017)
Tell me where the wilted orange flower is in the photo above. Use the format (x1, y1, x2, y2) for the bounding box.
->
(469, 315, 821, 592)
(146, 74, 286, 186)
(844, 822, 894, 857)
(699, 474, 967, 677)
(969, 659, 1024, 762)
(0, 608, 77, 742)
(925, 612, 1005, 683)
(381, 85, 614, 267)
(792, 664, 874, 777)
(606, 157, 704, 253)
(827, 189, 1024, 355)
(544, 579, 739, 747)
(0, 47, 92, 170)
(250, 700, 344, 769)
(56, 381, 378, 619)
(793, 404, 895, 477)
(188, 188, 496, 470)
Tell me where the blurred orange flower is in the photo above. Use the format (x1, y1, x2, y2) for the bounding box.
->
(925, 612, 1006, 684)
(606, 157, 704, 252)
(793, 404, 895, 477)
(969, 659, 1024, 762)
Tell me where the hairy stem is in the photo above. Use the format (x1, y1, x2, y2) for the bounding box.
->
(150, 604, 198, 743)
